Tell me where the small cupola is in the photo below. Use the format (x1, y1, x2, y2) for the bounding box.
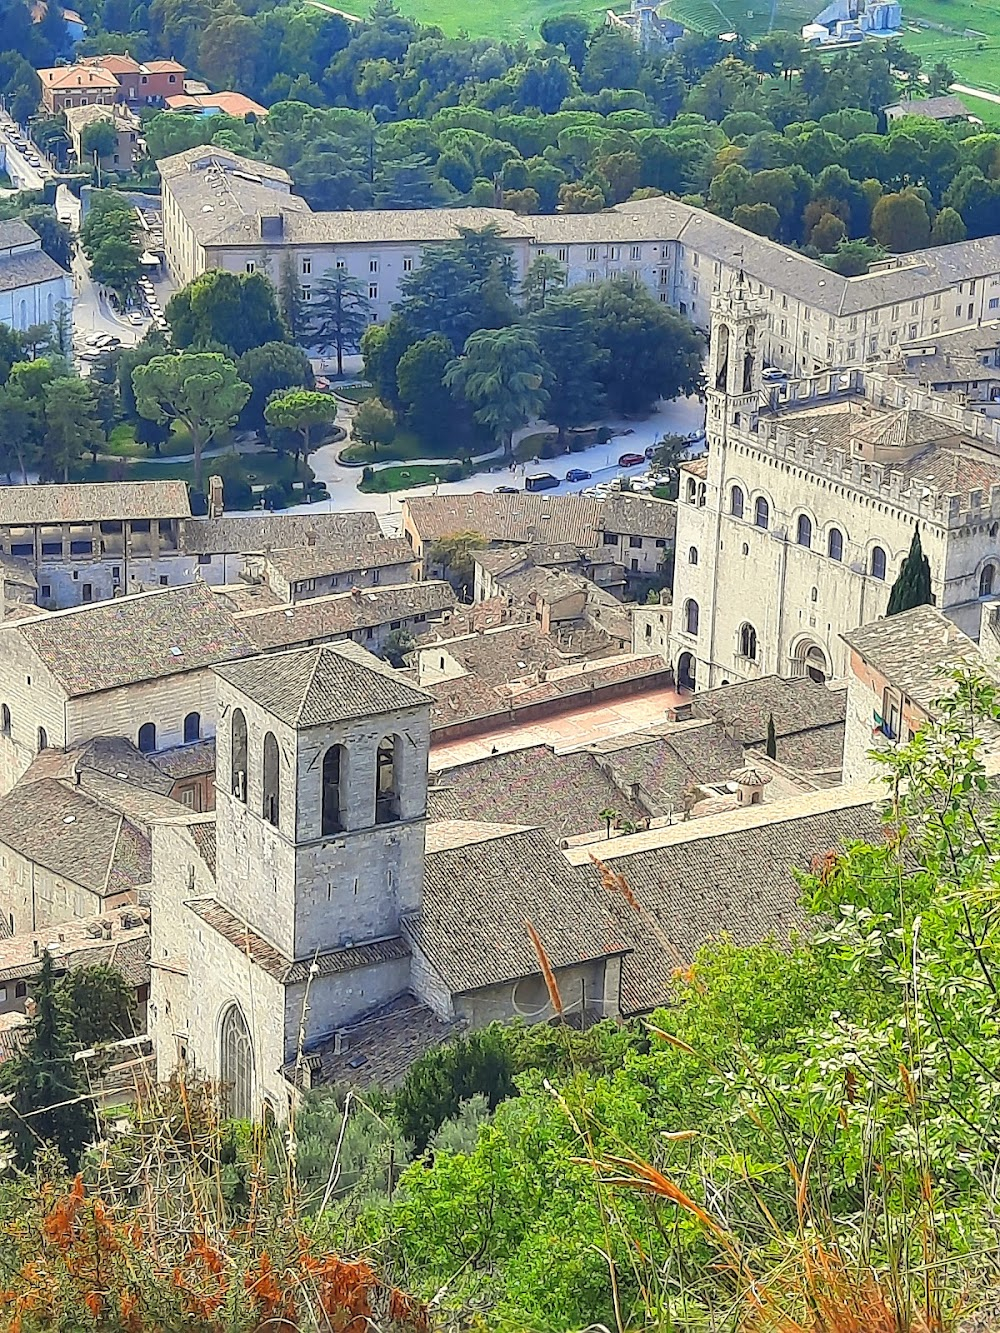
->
(731, 764, 772, 807)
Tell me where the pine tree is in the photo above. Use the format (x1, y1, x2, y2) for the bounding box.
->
(0, 951, 92, 1168)
(887, 528, 932, 616)
(766, 714, 777, 759)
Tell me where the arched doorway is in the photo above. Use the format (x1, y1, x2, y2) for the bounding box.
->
(793, 639, 829, 683)
(219, 1003, 252, 1120)
(677, 652, 696, 691)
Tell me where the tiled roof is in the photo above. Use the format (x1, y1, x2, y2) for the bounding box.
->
(154, 739, 216, 780)
(428, 744, 646, 840)
(411, 826, 629, 994)
(14, 583, 256, 696)
(235, 581, 455, 651)
(0, 779, 150, 896)
(0, 552, 37, 587)
(841, 605, 981, 712)
(186, 897, 408, 985)
(405, 492, 606, 547)
(158, 145, 290, 183)
(294, 993, 462, 1089)
(215, 641, 434, 726)
(38, 64, 119, 90)
(0, 219, 43, 251)
(594, 723, 746, 813)
(264, 536, 416, 582)
(0, 481, 190, 525)
(189, 820, 216, 877)
(601, 493, 675, 540)
(0, 247, 69, 293)
(0, 905, 149, 984)
(691, 677, 847, 744)
(179, 511, 380, 555)
(886, 95, 969, 119)
(580, 795, 883, 1012)
(750, 723, 845, 782)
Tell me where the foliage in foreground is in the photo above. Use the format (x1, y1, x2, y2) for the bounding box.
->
(346, 673, 1000, 1330)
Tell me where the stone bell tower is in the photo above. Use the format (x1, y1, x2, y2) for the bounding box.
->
(706, 268, 767, 442)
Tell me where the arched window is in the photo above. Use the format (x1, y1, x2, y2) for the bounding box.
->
(871, 546, 887, 581)
(137, 722, 155, 753)
(697, 482, 706, 508)
(754, 496, 769, 530)
(828, 528, 843, 562)
(686, 477, 697, 503)
(37, 726, 47, 752)
(810, 586, 818, 603)
(688, 546, 698, 565)
(730, 485, 745, 518)
(375, 736, 399, 825)
(796, 514, 812, 548)
(183, 711, 200, 744)
(231, 708, 247, 802)
(262, 731, 280, 827)
(322, 744, 345, 835)
(1, 704, 9, 736)
(219, 1004, 252, 1121)
(739, 622, 758, 660)
(684, 599, 699, 635)
(980, 564, 996, 597)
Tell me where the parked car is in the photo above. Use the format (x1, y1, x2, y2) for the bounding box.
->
(524, 472, 559, 492)
(127, 312, 144, 326)
(565, 467, 591, 482)
(761, 367, 786, 384)
(495, 484, 518, 493)
(618, 452, 644, 467)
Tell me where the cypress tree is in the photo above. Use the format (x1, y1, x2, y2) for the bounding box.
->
(887, 528, 932, 616)
(0, 951, 92, 1168)
(766, 714, 777, 759)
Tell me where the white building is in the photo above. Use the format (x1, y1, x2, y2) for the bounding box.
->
(160, 145, 1000, 377)
(0, 220, 72, 334)
(667, 279, 1000, 692)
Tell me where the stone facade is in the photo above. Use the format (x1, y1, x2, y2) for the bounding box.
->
(668, 283, 1000, 693)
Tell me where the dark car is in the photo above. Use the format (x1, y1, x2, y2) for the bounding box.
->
(495, 485, 518, 493)
(618, 452, 645, 467)
(565, 467, 591, 482)
(525, 472, 559, 492)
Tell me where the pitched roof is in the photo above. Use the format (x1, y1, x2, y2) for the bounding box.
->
(264, 536, 415, 582)
(38, 64, 119, 90)
(0, 778, 150, 896)
(179, 510, 380, 555)
(13, 583, 256, 696)
(885, 95, 970, 120)
(574, 788, 884, 1012)
(428, 744, 646, 841)
(404, 491, 606, 547)
(0, 219, 42, 251)
(0, 246, 69, 293)
(234, 581, 455, 651)
(0, 481, 190, 525)
(186, 898, 408, 985)
(293, 993, 462, 1089)
(841, 605, 982, 712)
(601, 493, 676, 540)
(0, 904, 149, 985)
(411, 825, 629, 994)
(594, 722, 746, 813)
(165, 91, 267, 117)
(215, 641, 434, 726)
(690, 676, 848, 743)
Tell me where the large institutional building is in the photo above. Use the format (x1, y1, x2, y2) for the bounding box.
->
(667, 278, 1000, 691)
(159, 145, 1000, 377)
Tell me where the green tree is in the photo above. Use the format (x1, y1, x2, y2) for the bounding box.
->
(90, 236, 142, 305)
(886, 527, 932, 615)
(382, 627, 416, 667)
(529, 295, 605, 445)
(649, 432, 689, 500)
(445, 326, 548, 461)
(80, 117, 118, 164)
(264, 388, 339, 461)
(765, 713, 777, 759)
(55, 965, 136, 1050)
(351, 397, 396, 455)
(519, 252, 567, 313)
(394, 1026, 517, 1152)
(870, 190, 931, 253)
(304, 268, 373, 376)
(732, 202, 780, 240)
(237, 341, 314, 434)
(396, 333, 459, 443)
(166, 270, 286, 358)
(429, 530, 486, 600)
(930, 205, 966, 245)
(20, 207, 72, 271)
(0, 383, 40, 483)
(0, 951, 92, 1169)
(42, 377, 104, 480)
(132, 353, 250, 492)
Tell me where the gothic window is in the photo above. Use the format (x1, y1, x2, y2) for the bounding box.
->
(810, 586, 818, 603)
(684, 599, 699, 635)
(220, 1004, 252, 1121)
(731, 485, 745, 518)
(183, 711, 200, 743)
(981, 564, 996, 597)
(686, 477, 697, 503)
(1, 704, 9, 736)
(322, 744, 345, 835)
(137, 722, 155, 753)
(231, 708, 247, 803)
(688, 546, 698, 565)
(715, 321, 730, 391)
(375, 736, 399, 824)
(871, 546, 887, 581)
(754, 496, 769, 530)
(262, 731, 280, 827)
(796, 514, 812, 548)
(739, 622, 758, 660)
(697, 482, 706, 508)
(37, 726, 48, 752)
(743, 326, 755, 394)
(828, 527, 844, 562)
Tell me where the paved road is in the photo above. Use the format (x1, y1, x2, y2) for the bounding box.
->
(954, 82, 1000, 105)
(0, 110, 51, 191)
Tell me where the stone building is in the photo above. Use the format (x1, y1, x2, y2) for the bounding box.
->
(160, 145, 1000, 376)
(246, 535, 417, 603)
(889, 322, 1000, 419)
(0, 220, 72, 336)
(668, 279, 1000, 692)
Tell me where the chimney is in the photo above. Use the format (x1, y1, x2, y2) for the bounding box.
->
(207, 474, 224, 518)
(101, 920, 112, 941)
(32, 940, 39, 958)
(333, 1030, 344, 1056)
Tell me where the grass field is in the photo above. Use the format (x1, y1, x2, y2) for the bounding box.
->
(393, 0, 607, 41)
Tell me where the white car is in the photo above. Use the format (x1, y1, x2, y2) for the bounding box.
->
(127, 312, 144, 326)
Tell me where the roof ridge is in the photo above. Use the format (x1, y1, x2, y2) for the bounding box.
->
(295, 645, 327, 727)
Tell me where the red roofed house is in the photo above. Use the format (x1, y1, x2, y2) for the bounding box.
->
(38, 63, 119, 114)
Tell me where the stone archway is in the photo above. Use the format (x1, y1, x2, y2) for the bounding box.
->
(792, 639, 829, 683)
(677, 651, 696, 691)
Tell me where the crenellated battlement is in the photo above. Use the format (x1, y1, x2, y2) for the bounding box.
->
(751, 368, 1000, 530)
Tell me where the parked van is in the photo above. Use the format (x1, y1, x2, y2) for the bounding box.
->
(525, 472, 559, 492)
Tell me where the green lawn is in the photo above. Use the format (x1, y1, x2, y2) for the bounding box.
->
(358, 462, 463, 493)
(74, 448, 320, 508)
(333, 384, 374, 405)
(103, 421, 205, 460)
(341, 427, 458, 465)
(393, 0, 606, 40)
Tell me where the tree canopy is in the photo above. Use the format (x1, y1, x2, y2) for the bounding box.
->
(166, 269, 287, 357)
